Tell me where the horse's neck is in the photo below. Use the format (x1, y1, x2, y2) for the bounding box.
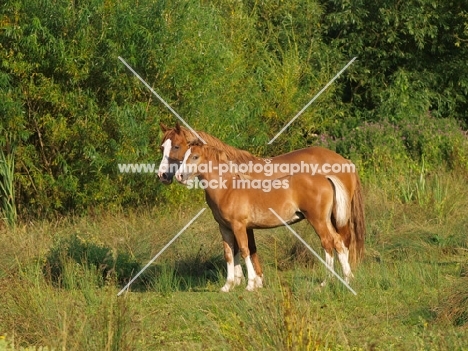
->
(199, 172, 226, 206)
(187, 128, 259, 163)
(198, 160, 234, 204)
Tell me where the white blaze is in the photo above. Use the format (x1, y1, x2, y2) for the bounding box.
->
(175, 148, 192, 182)
(157, 139, 172, 178)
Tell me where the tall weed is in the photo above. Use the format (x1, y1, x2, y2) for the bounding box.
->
(0, 144, 16, 227)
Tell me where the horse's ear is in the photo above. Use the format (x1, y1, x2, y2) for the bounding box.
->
(160, 122, 170, 132)
(175, 121, 181, 132)
(184, 129, 198, 144)
(219, 150, 228, 163)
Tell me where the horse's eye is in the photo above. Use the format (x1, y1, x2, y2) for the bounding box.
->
(192, 155, 199, 160)
(173, 145, 180, 150)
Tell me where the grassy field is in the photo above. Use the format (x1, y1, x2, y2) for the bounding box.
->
(1, 172, 468, 350)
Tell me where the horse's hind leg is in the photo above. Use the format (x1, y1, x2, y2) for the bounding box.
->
(326, 175, 354, 282)
(312, 221, 335, 287)
(320, 248, 334, 287)
(335, 223, 354, 282)
(307, 217, 354, 286)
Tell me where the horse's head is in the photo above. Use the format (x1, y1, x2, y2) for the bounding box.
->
(175, 142, 227, 184)
(174, 142, 204, 185)
(158, 122, 191, 184)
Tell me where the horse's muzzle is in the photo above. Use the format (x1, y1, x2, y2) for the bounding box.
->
(159, 172, 174, 184)
(176, 172, 191, 185)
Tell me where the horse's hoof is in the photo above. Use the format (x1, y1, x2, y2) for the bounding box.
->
(246, 280, 256, 291)
(254, 276, 263, 289)
(234, 276, 244, 286)
(246, 276, 263, 291)
(221, 280, 235, 292)
(220, 285, 231, 292)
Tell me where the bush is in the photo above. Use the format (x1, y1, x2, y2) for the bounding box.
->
(1, 0, 467, 220)
(316, 113, 468, 178)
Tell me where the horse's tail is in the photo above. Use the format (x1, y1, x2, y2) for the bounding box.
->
(325, 175, 350, 229)
(349, 174, 366, 265)
(326, 174, 365, 267)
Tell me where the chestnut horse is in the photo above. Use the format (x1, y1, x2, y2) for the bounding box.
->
(175, 143, 356, 291)
(157, 122, 365, 264)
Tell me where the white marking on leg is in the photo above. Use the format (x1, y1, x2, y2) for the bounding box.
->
(254, 274, 263, 289)
(244, 256, 259, 291)
(221, 258, 235, 292)
(234, 252, 244, 286)
(320, 250, 334, 287)
(337, 246, 354, 283)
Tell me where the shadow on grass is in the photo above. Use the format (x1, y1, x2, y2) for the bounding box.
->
(42, 234, 227, 293)
(131, 253, 226, 293)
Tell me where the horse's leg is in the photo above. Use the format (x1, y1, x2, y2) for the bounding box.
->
(336, 242, 354, 283)
(335, 223, 354, 283)
(247, 229, 263, 287)
(326, 175, 355, 281)
(233, 239, 244, 286)
(336, 222, 351, 249)
(219, 225, 237, 292)
(231, 222, 261, 291)
(320, 248, 334, 287)
(306, 216, 353, 286)
(232, 229, 263, 287)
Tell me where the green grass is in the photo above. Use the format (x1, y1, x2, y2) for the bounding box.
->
(0, 146, 17, 228)
(1, 172, 468, 350)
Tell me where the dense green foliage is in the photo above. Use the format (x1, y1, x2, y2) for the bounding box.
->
(1, 0, 467, 219)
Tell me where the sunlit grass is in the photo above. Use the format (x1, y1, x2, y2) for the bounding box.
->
(1, 172, 467, 350)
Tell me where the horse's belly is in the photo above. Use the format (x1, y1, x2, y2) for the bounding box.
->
(247, 204, 302, 229)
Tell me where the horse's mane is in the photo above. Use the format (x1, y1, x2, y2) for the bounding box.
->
(191, 144, 257, 179)
(182, 127, 260, 164)
(194, 144, 228, 164)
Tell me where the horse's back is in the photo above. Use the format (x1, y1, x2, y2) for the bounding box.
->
(272, 146, 350, 164)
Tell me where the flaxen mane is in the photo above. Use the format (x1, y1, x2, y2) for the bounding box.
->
(182, 127, 260, 164)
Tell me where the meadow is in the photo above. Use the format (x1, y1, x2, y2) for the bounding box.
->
(1, 0, 468, 349)
(1, 170, 467, 350)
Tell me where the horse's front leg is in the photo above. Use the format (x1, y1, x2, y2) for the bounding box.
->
(232, 223, 262, 291)
(233, 250, 244, 286)
(232, 229, 264, 287)
(247, 229, 263, 289)
(219, 225, 236, 292)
